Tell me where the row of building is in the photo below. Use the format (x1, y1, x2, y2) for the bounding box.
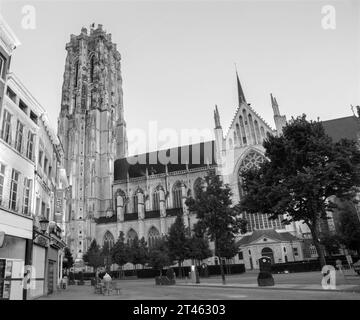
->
(0, 15, 68, 300)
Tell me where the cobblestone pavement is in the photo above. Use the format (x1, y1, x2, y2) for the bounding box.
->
(39, 273, 360, 300)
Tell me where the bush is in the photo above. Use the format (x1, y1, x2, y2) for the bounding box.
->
(270, 256, 359, 274)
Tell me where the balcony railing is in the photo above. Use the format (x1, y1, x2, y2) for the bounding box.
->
(166, 207, 183, 217)
(124, 212, 138, 221)
(94, 215, 117, 224)
(145, 210, 160, 219)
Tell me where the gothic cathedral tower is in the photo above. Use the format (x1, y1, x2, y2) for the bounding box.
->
(58, 25, 128, 261)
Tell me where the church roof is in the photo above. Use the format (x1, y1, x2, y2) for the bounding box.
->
(237, 229, 299, 247)
(114, 140, 216, 180)
(322, 116, 360, 142)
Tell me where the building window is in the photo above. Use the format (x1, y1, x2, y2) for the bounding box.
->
(30, 111, 38, 125)
(9, 169, 20, 211)
(19, 100, 28, 114)
(41, 201, 46, 217)
(74, 61, 79, 88)
(293, 247, 299, 256)
(44, 157, 48, 174)
(309, 244, 317, 256)
(6, 87, 16, 103)
(103, 231, 115, 249)
(46, 207, 50, 220)
(172, 182, 183, 209)
(127, 229, 138, 245)
(26, 131, 35, 161)
(148, 226, 160, 248)
(238, 251, 243, 260)
(0, 55, 4, 79)
(14, 120, 24, 153)
(0, 163, 5, 205)
(1, 109, 12, 144)
(90, 56, 95, 83)
(132, 194, 138, 213)
(22, 178, 31, 215)
(38, 144, 44, 168)
(152, 189, 160, 211)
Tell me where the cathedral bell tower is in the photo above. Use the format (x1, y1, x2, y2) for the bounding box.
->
(57, 24, 128, 261)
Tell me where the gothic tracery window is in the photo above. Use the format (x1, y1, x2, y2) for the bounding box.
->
(148, 226, 160, 248)
(172, 182, 183, 209)
(90, 55, 95, 83)
(103, 231, 115, 249)
(152, 188, 161, 211)
(127, 229, 138, 245)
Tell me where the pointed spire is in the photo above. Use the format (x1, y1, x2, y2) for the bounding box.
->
(270, 93, 280, 116)
(235, 66, 246, 106)
(214, 104, 221, 129)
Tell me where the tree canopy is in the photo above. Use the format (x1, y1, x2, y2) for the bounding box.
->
(83, 239, 103, 271)
(240, 115, 360, 266)
(186, 170, 244, 284)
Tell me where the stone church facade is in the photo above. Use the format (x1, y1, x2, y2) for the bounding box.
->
(58, 25, 128, 262)
(59, 25, 308, 268)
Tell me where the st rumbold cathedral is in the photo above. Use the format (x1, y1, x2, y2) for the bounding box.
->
(59, 25, 315, 270)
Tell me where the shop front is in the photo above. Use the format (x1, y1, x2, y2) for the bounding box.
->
(0, 209, 33, 300)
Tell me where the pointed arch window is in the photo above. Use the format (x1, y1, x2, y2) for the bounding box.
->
(172, 182, 183, 209)
(239, 116, 247, 145)
(74, 61, 79, 88)
(132, 193, 138, 213)
(148, 226, 160, 248)
(152, 188, 161, 211)
(90, 55, 95, 83)
(193, 177, 204, 200)
(127, 229, 138, 245)
(103, 231, 115, 249)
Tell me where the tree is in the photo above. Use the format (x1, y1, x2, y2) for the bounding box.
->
(319, 232, 341, 257)
(111, 231, 130, 278)
(337, 200, 360, 254)
(83, 239, 103, 272)
(148, 237, 173, 276)
(186, 170, 245, 284)
(62, 247, 74, 274)
(167, 214, 189, 278)
(239, 115, 360, 267)
(101, 241, 113, 272)
(128, 237, 149, 270)
(187, 235, 212, 267)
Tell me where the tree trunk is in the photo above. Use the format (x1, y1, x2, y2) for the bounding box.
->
(215, 239, 226, 285)
(178, 261, 182, 278)
(195, 260, 200, 284)
(308, 223, 327, 268)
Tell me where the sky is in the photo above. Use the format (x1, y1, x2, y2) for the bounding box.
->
(0, 0, 359, 154)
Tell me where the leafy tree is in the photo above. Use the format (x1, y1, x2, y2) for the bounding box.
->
(337, 200, 360, 254)
(101, 241, 113, 272)
(186, 170, 245, 284)
(128, 237, 149, 270)
(62, 247, 74, 274)
(187, 235, 212, 266)
(83, 239, 103, 272)
(167, 214, 189, 278)
(148, 237, 173, 276)
(319, 232, 341, 257)
(111, 231, 130, 278)
(239, 115, 360, 267)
